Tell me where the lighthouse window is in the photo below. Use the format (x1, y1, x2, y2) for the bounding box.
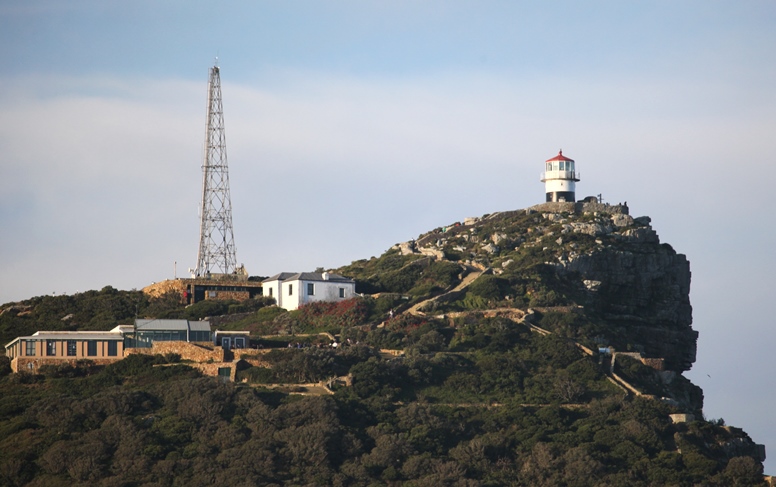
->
(559, 161, 565, 171)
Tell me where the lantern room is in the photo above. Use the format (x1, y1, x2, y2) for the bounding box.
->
(540, 150, 580, 202)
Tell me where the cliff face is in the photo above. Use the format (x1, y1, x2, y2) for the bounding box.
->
(555, 235, 697, 372)
(407, 202, 699, 374)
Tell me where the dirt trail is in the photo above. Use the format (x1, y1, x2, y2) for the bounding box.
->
(405, 265, 484, 316)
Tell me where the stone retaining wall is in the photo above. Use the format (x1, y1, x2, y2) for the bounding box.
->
(206, 290, 250, 301)
(529, 202, 629, 215)
(189, 362, 237, 381)
(126, 341, 225, 362)
(11, 356, 122, 373)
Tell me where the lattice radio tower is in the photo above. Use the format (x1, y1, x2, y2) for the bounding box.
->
(194, 63, 238, 278)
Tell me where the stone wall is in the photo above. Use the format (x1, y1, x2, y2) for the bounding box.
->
(126, 341, 225, 362)
(189, 362, 237, 381)
(11, 356, 122, 373)
(240, 357, 272, 368)
(670, 413, 695, 424)
(206, 290, 250, 301)
(641, 357, 666, 371)
(528, 201, 629, 215)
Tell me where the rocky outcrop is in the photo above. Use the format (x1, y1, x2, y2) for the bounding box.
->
(552, 225, 696, 372)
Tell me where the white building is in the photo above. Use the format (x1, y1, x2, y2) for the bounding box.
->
(262, 272, 357, 311)
(540, 150, 580, 202)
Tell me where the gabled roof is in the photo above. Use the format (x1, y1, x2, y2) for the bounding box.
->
(263, 272, 355, 284)
(262, 272, 298, 283)
(546, 150, 575, 163)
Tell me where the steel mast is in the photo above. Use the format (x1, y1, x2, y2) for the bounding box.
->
(195, 63, 238, 278)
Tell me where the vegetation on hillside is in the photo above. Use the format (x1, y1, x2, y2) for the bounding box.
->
(0, 342, 764, 486)
(0, 207, 765, 485)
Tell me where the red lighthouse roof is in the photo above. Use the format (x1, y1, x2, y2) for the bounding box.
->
(546, 150, 574, 163)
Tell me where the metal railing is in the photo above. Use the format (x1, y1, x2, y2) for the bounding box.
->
(540, 170, 579, 181)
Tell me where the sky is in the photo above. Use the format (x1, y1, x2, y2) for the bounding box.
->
(1, 0, 775, 472)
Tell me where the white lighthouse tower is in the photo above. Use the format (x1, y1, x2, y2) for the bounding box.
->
(541, 150, 580, 202)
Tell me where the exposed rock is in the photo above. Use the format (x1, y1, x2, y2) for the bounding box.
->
(553, 244, 695, 372)
(491, 232, 507, 245)
(398, 240, 417, 255)
(542, 213, 566, 222)
(621, 227, 660, 243)
(634, 216, 652, 226)
(419, 247, 444, 260)
(611, 214, 634, 227)
(570, 222, 613, 236)
(583, 280, 602, 291)
(481, 243, 499, 254)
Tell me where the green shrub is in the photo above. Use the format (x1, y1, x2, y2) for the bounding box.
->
(468, 275, 507, 301)
(236, 366, 276, 384)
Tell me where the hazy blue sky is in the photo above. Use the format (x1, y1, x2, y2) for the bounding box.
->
(1, 0, 775, 473)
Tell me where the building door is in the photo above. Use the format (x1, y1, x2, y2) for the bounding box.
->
(217, 367, 231, 383)
(222, 337, 231, 350)
(234, 337, 245, 349)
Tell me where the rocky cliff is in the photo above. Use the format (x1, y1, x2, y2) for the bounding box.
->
(398, 201, 699, 374)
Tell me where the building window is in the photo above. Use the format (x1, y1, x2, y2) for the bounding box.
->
(288, 284, 293, 296)
(67, 340, 77, 357)
(87, 341, 97, 357)
(307, 283, 315, 296)
(339, 288, 345, 298)
(46, 340, 57, 356)
(25, 341, 36, 356)
(190, 331, 211, 342)
(268, 287, 273, 297)
(107, 341, 118, 357)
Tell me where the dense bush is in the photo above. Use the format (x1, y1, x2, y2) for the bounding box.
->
(295, 298, 371, 330)
(468, 274, 508, 300)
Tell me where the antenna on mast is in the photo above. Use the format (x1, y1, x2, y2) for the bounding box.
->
(194, 63, 238, 278)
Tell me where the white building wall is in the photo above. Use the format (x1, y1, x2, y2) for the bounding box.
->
(264, 275, 357, 311)
(283, 281, 301, 310)
(262, 281, 283, 308)
(298, 280, 357, 309)
(545, 178, 576, 194)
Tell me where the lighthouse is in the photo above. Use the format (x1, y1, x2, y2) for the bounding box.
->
(541, 150, 580, 202)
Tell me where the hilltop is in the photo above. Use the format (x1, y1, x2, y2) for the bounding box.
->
(0, 202, 769, 486)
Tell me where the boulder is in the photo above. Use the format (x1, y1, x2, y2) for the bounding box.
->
(612, 214, 634, 227)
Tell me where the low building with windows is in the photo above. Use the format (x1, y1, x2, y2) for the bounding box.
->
(4, 319, 213, 373)
(122, 319, 212, 348)
(3, 319, 255, 381)
(142, 277, 264, 305)
(213, 330, 250, 350)
(262, 271, 357, 311)
(4, 330, 125, 373)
